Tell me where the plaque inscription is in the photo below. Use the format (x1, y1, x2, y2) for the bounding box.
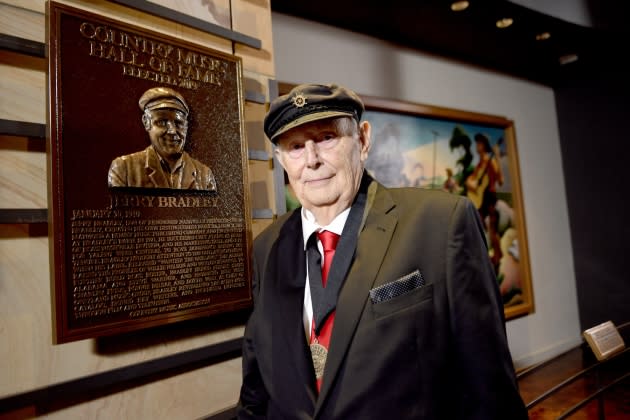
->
(48, 3, 252, 343)
(70, 214, 245, 320)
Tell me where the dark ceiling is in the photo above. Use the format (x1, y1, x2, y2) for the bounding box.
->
(270, 0, 626, 86)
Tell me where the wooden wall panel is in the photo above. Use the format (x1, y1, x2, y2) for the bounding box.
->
(244, 98, 271, 154)
(41, 359, 242, 419)
(232, 0, 274, 76)
(248, 159, 274, 213)
(0, 58, 46, 123)
(0, 3, 45, 41)
(251, 217, 273, 238)
(0, 0, 276, 416)
(0, 234, 43, 395)
(2, 0, 44, 13)
(5, 0, 234, 54)
(0, 231, 52, 395)
(0, 139, 47, 208)
(147, 0, 231, 29)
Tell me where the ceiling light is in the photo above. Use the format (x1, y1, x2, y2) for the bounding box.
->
(536, 32, 551, 41)
(496, 18, 513, 29)
(559, 54, 579, 65)
(451, 1, 469, 12)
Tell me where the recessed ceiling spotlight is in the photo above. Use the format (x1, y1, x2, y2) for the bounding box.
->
(536, 32, 551, 41)
(496, 18, 513, 29)
(559, 54, 579, 65)
(451, 1, 469, 11)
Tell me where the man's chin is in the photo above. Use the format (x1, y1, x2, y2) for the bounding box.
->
(163, 149, 183, 157)
(302, 195, 339, 209)
(156, 152, 182, 164)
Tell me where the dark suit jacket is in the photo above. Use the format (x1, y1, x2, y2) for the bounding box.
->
(238, 175, 527, 419)
(108, 146, 217, 190)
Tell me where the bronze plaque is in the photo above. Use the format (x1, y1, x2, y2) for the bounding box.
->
(47, 2, 252, 343)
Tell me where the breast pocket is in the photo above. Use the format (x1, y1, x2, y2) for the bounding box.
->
(370, 282, 434, 319)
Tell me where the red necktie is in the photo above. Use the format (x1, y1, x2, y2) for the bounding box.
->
(318, 230, 339, 286)
(310, 230, 340, 392)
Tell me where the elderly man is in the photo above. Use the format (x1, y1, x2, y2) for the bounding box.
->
(237, 83, 527, 419)
(108, 86, 217, 191)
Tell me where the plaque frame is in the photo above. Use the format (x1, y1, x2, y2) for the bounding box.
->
(48, 2, 253, 343)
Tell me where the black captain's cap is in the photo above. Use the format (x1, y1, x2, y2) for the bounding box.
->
(264, 83, 364, 143)
(138, 87, 189, 115)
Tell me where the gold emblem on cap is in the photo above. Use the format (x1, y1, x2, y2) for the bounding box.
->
(292, 93, 307, 108)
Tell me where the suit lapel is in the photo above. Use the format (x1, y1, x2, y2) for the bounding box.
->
(315, 183, 398, 414)
(144, 146, 168, 187)
(180, 154, 200, 189)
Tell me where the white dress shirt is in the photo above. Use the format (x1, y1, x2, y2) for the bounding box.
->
(300, 207, 350, 341)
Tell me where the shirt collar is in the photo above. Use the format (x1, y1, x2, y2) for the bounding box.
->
(301, 206, 350, 250)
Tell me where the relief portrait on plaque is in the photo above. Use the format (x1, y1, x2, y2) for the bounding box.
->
(108, 87, 218, 191)
(47, 2, 253, 343)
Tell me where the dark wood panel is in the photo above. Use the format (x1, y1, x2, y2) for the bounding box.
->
(0, 33, 45, 57)
(0, 119, 46, 138)
(0, 209, 48, 224)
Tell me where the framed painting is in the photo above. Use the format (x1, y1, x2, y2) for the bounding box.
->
(361, 94, 534, 320)
(277, 82, 534, 320)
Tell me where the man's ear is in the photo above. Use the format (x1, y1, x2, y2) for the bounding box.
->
(359, 120, 372, 159)
(141, 113, 151, 131)
(274, 147, 286, 171)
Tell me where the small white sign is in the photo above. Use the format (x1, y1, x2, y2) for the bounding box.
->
(583, 321, 626, 361)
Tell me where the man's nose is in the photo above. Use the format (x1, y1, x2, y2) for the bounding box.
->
(304, 141, 320, 167)
(165, 121, 177, 134)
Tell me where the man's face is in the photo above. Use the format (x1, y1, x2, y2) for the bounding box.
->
(275, 117, 371, 216)
(144, 108, 188, 160)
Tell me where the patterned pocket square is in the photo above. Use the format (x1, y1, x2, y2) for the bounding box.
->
(369, 269, 425, 304)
